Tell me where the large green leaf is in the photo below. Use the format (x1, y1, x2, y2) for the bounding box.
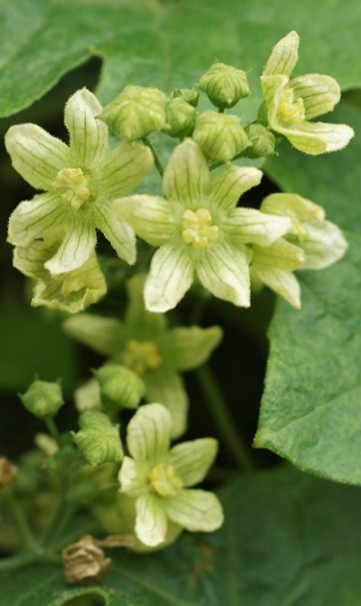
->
(0, 0, 361, 117)
(255, 102, 361, 485)
(1, 466, 361, 605)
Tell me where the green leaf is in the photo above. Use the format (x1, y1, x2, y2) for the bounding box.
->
(1, 0, 361, 117)
(1, 466, 361, 605)
(255, 102, 361, 485)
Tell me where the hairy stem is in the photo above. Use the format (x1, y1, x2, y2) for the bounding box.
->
(196, 364, 256, 471)
(142, 138, 164, 177)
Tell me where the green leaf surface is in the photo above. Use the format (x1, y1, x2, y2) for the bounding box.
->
(1, 0, 361, 117)
(255, 101, 361, 484)
(1, 466, 361, 605)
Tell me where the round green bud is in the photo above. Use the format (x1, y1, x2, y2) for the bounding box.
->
(243, 124, 276, 158)
(198, 62, 249, 109)
(20, 379, 64, 419)
(193, 110, 249, 162)
(163, 98, 197, 138)
(94, 364, 145, 412)
(171, 87, 199, 107)
(101, 85, 167, 141)
(73, 410, 123, 466)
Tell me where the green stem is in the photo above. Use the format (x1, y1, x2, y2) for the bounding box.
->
(196, 364, 256, 471)
(6, 494, 38, 551)
(44, 417, 60, 443)
(142, 138, 164, 177)
(0, 550, 60, 572)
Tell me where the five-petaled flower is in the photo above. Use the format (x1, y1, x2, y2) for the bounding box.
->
(6, 87, 153, 277)
(260, 31, 354, 155)
(115, 139, 291, 312)
(118, 403, 224, 547)
(64, 273, 222, 437)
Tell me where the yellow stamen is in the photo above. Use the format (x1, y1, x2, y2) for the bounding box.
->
(277, 88, 305, 125)
(181, 208, 219, 250)
(53, 167, 91, 211)
(121, 339, 162, 376)
(149, 464, 182, 497)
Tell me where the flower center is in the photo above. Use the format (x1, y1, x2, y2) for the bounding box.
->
(121, 339, 162, 376)
(181, 208, 219, 250)
(149, 464, 182, 497)
(277, 88, 305, 125)
(53, 167, 91, 211)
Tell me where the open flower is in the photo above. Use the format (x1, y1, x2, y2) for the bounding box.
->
(115, 139, 291, 312)
(13, 237, 106, 313)
(6, 88, 153, 276)
(119, 403, 223, 547)
(64, 273, 222, 437)
(261, 31, 354, 155)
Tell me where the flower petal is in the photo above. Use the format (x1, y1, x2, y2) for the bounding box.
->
(125, 273, 167, 339)
(163, 139, 209, 208)
(300, 220, 348, 269)
(5, 124, 70, 190)
(126, 403, 172, 463)
(290, 74, 340, 120)
(209, 165, 263, 212)
(252, 266, 301, 308)
(99, 141, 153, 197)
(45, 219, 97, 274)
(119, 456, 148, 497)
(280, 120, 354, 155)
(159, 326, 222, 371)
(115, 195, 175, 247)
(165, 489, 224, 532)
(63, 313, 127, 356)
(196, 242, 250, 307)
(263, 31, 299, 77)
(135, 494, 168, 547)
(224, 208, 291, 247)
(8, 193, 66, 246)
(94, 199, 136, 264)
(144, 368, 188, 439)
(64, 88, 108, 165)
(168, 438, 218, 486)
(261, 74, 289, 125)
(144, 245, 194, 313)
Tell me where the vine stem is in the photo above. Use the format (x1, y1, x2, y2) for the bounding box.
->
(0, 550, 61, 572)
(195, 364, 256, 472)
(142, 138, 164, 177)
(6, 494, 38, 551)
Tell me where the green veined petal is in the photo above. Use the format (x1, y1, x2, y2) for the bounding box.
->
(115, 195, 175, 247)
(45, 219, 97, 274)
(99, 141, 153, 197)
(63, 313, 127, 356)
(263, 31, 299, 77)
(159, 326, 222, 371)
(163, 139, 209, 208)
(126, 403, 172, 463)
(135, 493, 168, 547)
(145, 245, 194, 313)
(8, 193, 65, 246)
(165, 489, 223, 532)
(209, 165, 262, 212)
(168, 438, 218, 486)
(144, 368, 188, 439)
(290, 74, 340, 119)
(95, 198, 136, 264)
(65, 88, 108, 165)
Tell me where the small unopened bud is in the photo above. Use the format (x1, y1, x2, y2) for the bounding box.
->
(34, 433, 59, 456)
(94, 364, 145, 412)
(101, 85, 167, 141)
(0, 458, 18, 493)
(193, 111, 249, 162)
(199, 62, 249, 109)
(62, 535, 111, 584)
(73, 410, 123, 466)
(172, 87, 199, 107)
(20, 379, 64, 419)
(244, 124, 276, 158)
(163, 98, 197, 138)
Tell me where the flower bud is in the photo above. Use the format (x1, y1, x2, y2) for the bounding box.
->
(101, 85, 167, 141)
(198, 62, 249, 109)
(193, 111, 249, 162)
(171, 87, 199, 107)
(0, 458, 18, 493)
(62, 534, 111, 584)
(20, 379, 64, 419)
(73, 410, 123, 466)
(94, 364, 145, 412)
(163, 97, 197, 138)
(243, 124, 276, 158)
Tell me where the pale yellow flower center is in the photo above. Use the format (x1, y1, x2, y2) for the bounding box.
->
(53, 167, 91, 211)
(149, 464, 182, 497)
(121, 339, 162, 376)
(181, 208, 219, 250)
(277, 88, 305, 125)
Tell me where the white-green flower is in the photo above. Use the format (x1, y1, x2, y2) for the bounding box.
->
(119, 403, 223, 547)
(261, 31, 354, 155)
(63, 273, 222, 438)
(13, 237, 106, 313)
(115, 139, 291, 312)
(6, 88, 153, 276)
